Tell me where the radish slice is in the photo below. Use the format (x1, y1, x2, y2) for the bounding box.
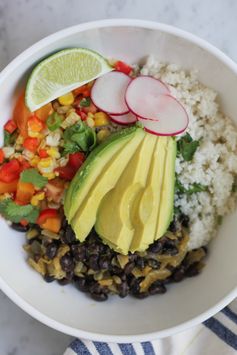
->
(110, 112, 137, 125)
(91, 71, 131, 115)
(137, 95, 189, 136)
(125, 76, 170, 119)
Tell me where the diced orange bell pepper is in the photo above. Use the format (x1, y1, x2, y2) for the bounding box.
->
(28, 115, 44, 132)
(35, 103, 53, 122)
(16, 181, 35, 204)
(41, 216, 61, 233)
(13, 91, 31, 138)
(23, 137, 39, 152)
(0, 179, 18, 194)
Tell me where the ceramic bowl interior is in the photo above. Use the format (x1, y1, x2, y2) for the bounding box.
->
(0, 20, 237, 342)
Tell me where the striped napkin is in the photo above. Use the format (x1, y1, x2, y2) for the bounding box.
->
(64, 299, 237, 355)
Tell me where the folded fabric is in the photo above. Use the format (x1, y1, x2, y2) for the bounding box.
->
(64, 299, 237, 355)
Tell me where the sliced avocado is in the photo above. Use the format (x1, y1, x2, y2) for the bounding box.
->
(64, 126, 138, 222)
(155, 137, 176, 240)
(71, 128, 145, 241)
(95, 133, 157, 255)
(130, 136, 169, 252)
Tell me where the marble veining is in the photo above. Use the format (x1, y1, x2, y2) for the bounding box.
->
(0, 0, 237, 354)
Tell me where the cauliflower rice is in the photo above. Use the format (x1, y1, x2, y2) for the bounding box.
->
(142, 56, 237, 250)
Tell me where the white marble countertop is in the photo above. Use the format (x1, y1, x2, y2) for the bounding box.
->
(1, 0, 237, 354)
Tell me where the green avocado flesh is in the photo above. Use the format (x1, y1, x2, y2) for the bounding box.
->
(65, 127, 176, 254)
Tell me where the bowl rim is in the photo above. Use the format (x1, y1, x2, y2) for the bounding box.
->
(0, 18, 237, 343)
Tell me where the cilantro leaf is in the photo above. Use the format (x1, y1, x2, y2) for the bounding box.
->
(0, 199, 40, 223)
(175, 178, 207, 195)
(4, 131, 11, 145)
(80, 97, 91, 107)
(63, 121, 96, 154)
(20, 168, 48, 188)
(177, 133, 199, 161)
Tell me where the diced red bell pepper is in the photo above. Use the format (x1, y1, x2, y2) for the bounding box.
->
(20, 219, 29, 227)
(0, 159, 21, 183)
(69, 152, 85, 171)
(23, 137, 39, 152)
(19, 159, 31, 171)
(0, 149, 4, 164)
(37, 208, 58, 225)
(55, 164, 75, 181)
(39, 149, 48, 158)
(76, 109, 87, 121)
(115, 61, 132, 75)
(4, 119, 17, 134)
(81, 102, 97, 114)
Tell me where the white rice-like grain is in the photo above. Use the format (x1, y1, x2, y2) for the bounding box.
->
(141, 56, 237, 250)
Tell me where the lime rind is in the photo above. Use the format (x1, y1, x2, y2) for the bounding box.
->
(25, 48, 113, 112)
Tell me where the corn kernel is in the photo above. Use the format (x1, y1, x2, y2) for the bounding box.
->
(97, 128, 110, 142)
(86, 116, 95, 128)
(38, 157, 55, 174)
(47, 147, 60, 159)
(31, 192, 45, 206)
(28, 130, 44, 139)
(38, 157, 53, 168)
(16, 135, 24, 145)
(58, 92, 74, 106)
(42, 172, 56, 180)
(30, 156, 40, 167)
(94, 112, 109, 127)
(87, 112, 94, 119)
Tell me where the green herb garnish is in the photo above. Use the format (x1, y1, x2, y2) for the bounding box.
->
(20, 168, 48, 188)
(46, 112, 62, 131)
(177, 133, 199, 161)
(80, 97, 91, 107)
(4, 131, 11, 145)
(175, 178, 207, 195)
(0, 199, 40, 223)
(63, 121, 96, 154)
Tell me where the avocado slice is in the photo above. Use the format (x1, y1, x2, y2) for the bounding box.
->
(70, 128, 145, 241)
(65, 126, 139, 222)
(95, 133, 157, 255)
(155, 137, 176, 240)
(130, 136, 169, 252)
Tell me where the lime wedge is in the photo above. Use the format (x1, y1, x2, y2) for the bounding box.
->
(25, 48, 113, 112)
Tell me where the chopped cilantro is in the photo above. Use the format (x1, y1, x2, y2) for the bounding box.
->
(0, 199, 39, 223)
(177, 133, 199, 161)
(4, 131, 11, 145)
(63, 121, 96, 155)
(80, 97, 91, 107)
(175, 178, 207, 195)
(20, 168, 48, 188)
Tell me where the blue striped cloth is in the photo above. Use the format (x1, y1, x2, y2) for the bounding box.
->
(64, 299, 237, 355)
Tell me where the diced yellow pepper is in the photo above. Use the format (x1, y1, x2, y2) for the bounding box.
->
(30, 156, 40, 167)
(47, 147, 60, 159)
(97, 128, 111, 142)
(31, 192, 45, 206)
(58, 92, 74, 106)
(94, 112, 110, 127)
(38, 157, 54, 168)
(42, 172, 56, 180)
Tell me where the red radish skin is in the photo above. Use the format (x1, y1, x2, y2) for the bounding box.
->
(110, 112, 137, 125)
(125, 76, 170, 119)
(137, 95, 189, 136)
(91, 71, 131, 115)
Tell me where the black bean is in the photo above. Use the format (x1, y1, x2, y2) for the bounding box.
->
(186, 262, 202, 277)
(162, 240, 179, 255)
(45, 243, 58, 259)
(60, 254, 75, 272)
(129, 277, 141, 294)
(11, 222, 29, 232)
(149, 281, 166, 295)
(172, 267, 185, 282)
(71, 244, 86, 262)
(147, 259, 160, 269)
(90, 292, 108, 301)
(124, 262, 135, 274)
(89, 281, 103, 294)
(62, 217, 68, 229)
(132, 292, 149, 299)
(148, 240, 164, 253)
(118, 281, 129, 298)
(44, 274, 55, 283)
(75, 277, 89, 293)
(61, 225, 76, 244)
(179, 213, 189, 228)
(89, 255, 99, 270)
(136, 257, 146, 269)
(129, 254, 138, 262)
(168, 220, 177, 233)
(98, 256, 110, 270)
(58, 278, 71, 285)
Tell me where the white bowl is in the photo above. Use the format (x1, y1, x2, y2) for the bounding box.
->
(1, 19, 237, 343)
